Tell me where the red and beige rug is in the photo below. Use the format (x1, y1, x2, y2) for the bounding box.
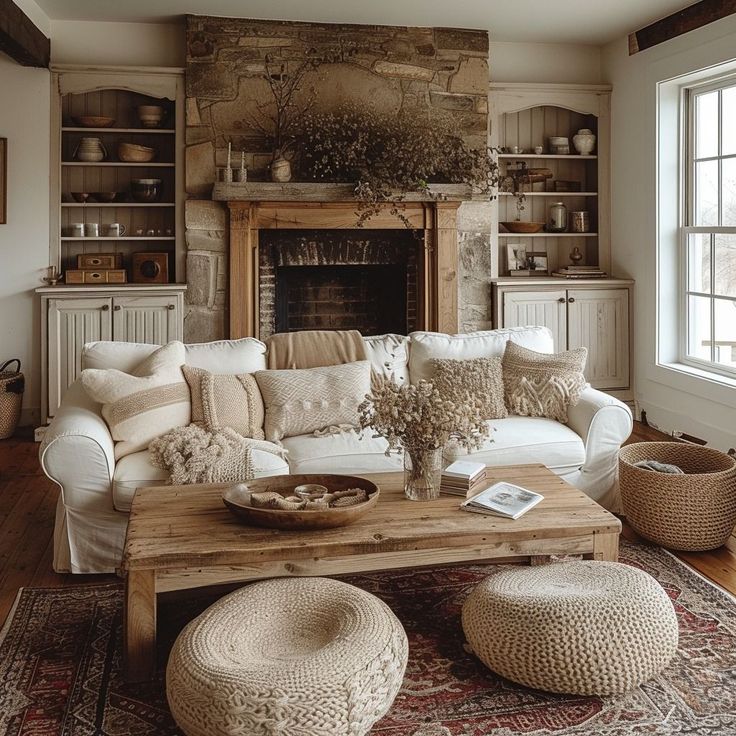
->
(0, 541, 735, 736)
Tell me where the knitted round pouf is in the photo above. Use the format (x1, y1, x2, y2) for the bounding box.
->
(462, 561, 678, 696)
(166, 577, 408, 736)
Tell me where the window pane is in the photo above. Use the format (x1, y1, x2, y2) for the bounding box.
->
(722, 158, 736, 225)
(714, 234, 736, 296)
(723, 86, 736, 155)
(696, 90, 719, 159)
(714, 298, 736, 367)
(696, 159, 719, 226)
(687, 295, 712, 361)
(688, 233, 711, 293)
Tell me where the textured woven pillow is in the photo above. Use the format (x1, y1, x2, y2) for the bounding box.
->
(255, 361, 372, 442)
(430, 357, 507, 420)
(81, 341, 190, 459)
(182, 366, 265, 440)
(502, 342, 587, 423)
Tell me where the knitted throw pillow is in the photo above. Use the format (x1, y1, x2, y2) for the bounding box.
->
(430, 357, 507, 420)
(182, 366, 265, 440)
(80, 341, 191, 460)
(502, 342, 587, 423)
(255, 361, 372, 442)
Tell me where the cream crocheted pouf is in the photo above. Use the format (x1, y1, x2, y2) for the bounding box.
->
(462, 561, 678, 696)
(166, 577, 408, 736)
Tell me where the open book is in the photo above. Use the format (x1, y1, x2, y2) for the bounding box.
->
(460, 481, 544, 520)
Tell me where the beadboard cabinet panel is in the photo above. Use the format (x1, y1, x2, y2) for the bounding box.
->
(47, 297, 112, 418)
(113, 295, 182, 345)
(502, 290, 568, 350)
(567, 288, 629, 390)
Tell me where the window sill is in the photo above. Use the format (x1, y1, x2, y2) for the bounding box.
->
(656, 360, 736, 403)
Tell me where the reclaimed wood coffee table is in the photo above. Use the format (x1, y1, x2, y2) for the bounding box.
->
(122, 464, 621, 681)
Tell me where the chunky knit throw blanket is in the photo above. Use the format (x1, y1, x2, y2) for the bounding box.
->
(149, 425, 286, 485)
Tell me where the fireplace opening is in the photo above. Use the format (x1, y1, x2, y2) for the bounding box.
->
(259, 229, 419, 338)
(276, 265, 407, 334)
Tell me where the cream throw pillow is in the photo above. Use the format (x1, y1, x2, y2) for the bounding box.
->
(255, 361, 372, 442)
(182, 366, 265, 440)
(502, 342, 587, 423)
(430, 357, 507, 420)
(81, 341, 190, 459)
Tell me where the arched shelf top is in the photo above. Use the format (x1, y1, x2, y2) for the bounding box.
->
(498, 101, 599, 117)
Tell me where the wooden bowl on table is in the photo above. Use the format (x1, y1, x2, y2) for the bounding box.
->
(500, 221, 546, 234)
(222, 474, 380, 530)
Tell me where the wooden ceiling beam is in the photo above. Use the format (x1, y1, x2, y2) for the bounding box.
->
(629, 0, 736, 54)
(0, 0, 49, 68)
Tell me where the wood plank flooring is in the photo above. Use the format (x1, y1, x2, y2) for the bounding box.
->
(0, 422, 733, 628)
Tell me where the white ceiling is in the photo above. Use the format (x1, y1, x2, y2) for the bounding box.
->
(34, 0, 695, 45)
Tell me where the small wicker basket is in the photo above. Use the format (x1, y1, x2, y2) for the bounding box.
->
(619, 441, 736, 551)
(0, 359, 24, 440)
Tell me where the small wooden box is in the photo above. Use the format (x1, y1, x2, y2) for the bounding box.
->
(76, 253, 124, 270)
(65, 269, 127, 284)
(131, 252, 169, 284)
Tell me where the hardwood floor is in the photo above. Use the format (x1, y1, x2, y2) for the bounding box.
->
(0, 422, 733, 627)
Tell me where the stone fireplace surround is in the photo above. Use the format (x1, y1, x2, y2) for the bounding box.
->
(214, 182, 468, 340)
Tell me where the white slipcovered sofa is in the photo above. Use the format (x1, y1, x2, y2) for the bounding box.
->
(40, 326, 632, 574)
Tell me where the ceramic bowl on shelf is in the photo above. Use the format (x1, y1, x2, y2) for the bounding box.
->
(500, 221, 545, 234)
(90, 192, 119, 203)
(70, 192, 90, 203)
(137, 105, 164, 128)
(72, 115, 115, 128)
(118, 141, 156, 163)
(131, 178, 162, 202)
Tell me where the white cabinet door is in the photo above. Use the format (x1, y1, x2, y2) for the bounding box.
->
(47, 297, 112, 417)
(567, 288, 629, 389)
(502, 290, 568, 351)
(112, 295, 182, 345)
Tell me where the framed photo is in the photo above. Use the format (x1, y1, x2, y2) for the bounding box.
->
(506, 243, 527, 271)
(0, 139, 6, 224)
(527, 251, 549, 275)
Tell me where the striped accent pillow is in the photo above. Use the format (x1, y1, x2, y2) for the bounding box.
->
(81, 341, 191, 459)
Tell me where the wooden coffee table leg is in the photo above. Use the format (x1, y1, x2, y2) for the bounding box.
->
(593, 531, 620, 562)
(124, 569, 157, 682)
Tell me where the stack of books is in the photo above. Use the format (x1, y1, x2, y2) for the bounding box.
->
(441, 461, 488, 497)
(552, 266, 608, 279)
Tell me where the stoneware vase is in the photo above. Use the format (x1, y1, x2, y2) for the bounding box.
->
(572, 128, 596, 155)
(270, 156, 292, 183)
(404, 446, 443, 501)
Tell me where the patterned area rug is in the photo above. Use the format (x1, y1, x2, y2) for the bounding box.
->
(1, 542, 735, 736)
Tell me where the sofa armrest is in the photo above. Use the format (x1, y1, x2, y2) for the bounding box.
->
(39, 380, 115, 514)
(566, 386, 633, 511)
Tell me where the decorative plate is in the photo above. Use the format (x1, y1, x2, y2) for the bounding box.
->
(222, 474, 380, 530)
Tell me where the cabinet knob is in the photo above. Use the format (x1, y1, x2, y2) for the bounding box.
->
(568, 297, 576, 304)
(168, 304, 176, 311)
(558, 297, 566, 303)
(113, 305, 121, 311)
(101, 304, 109, 311)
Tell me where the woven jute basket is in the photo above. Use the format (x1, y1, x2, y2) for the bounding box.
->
(0, 359, 24, 440)
(619, 441, 736, 551)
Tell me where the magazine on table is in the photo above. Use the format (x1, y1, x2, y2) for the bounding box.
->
(460, 481, 544, 520)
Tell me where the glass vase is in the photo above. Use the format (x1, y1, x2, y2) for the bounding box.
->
(404, 446, 443, 501)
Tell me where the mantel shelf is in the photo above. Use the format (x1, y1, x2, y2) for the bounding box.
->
(212, 181, 473, 203)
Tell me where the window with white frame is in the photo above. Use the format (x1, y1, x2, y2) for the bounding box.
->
(684, 78, 736, 374)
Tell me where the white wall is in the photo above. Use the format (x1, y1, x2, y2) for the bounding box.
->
(0, 54, 50, 425)
(602, 16, 736, 450)
(491, 41, 601, 83)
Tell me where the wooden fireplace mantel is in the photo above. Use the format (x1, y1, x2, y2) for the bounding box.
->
(218, 187, 465, 340)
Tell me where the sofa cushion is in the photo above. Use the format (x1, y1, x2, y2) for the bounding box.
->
(363, 334, 409, 383)
(281, 428, 403, 475)
(255, 361, 372, 442)
(82, 338, 267, 374)
(445, 416, 586, 475)
(430, 357, 507, 420)
(408, 327, 554, 383)
(112, 448, 290, 512)
(81, 341, 190, 460)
